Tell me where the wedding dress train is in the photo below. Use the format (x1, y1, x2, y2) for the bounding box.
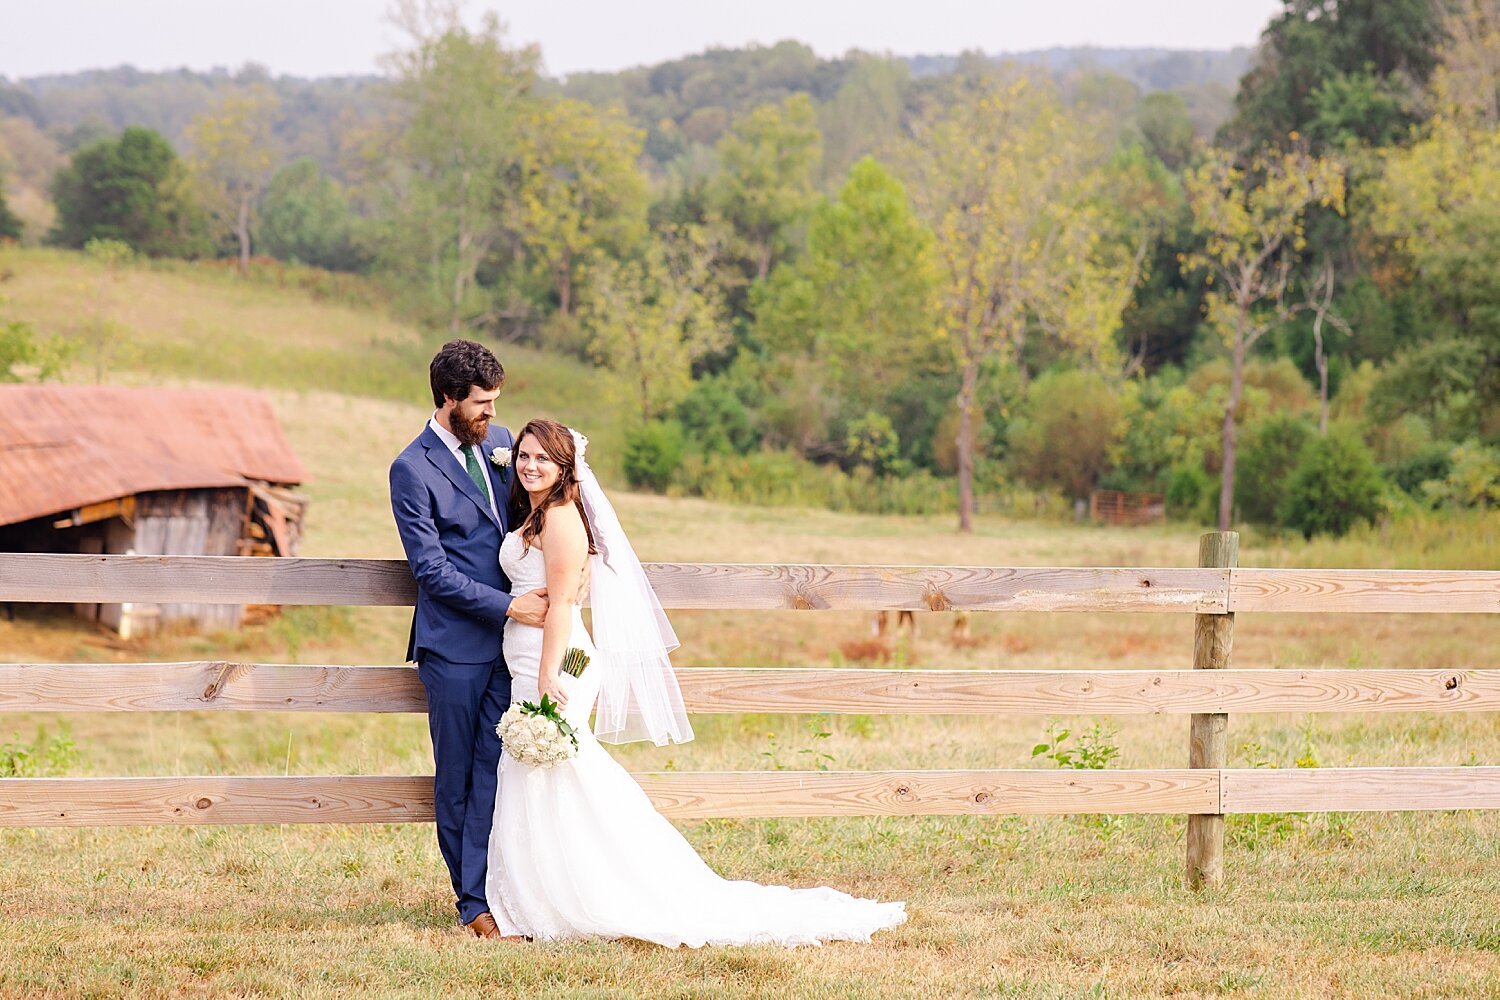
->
(485, 530, 907, 947)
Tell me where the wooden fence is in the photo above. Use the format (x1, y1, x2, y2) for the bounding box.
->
(2, 533, 1498, 888)
(1089, 489, 1166, 526)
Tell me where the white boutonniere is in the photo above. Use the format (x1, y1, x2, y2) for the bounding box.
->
(490, 446, 512, 468)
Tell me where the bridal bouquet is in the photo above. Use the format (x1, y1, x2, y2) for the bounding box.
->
(497, 694, 577, 768)
(496, 648, 592, 768)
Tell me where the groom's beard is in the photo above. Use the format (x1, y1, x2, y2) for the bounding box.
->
(451, 409, 490, 447)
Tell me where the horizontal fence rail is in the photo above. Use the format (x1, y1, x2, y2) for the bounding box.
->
(1, 663, 1496, 716)
(5, 767, 1500, 826)
(3, 541, 1499, 891)
(2, 554, 1498, 612)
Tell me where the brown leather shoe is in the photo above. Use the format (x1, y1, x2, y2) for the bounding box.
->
(464, 912, 525, 942)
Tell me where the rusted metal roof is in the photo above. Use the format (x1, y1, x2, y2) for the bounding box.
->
(0, 385, 309, 527)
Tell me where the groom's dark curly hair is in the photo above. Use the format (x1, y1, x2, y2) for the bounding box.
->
(430, 339, 505, 407)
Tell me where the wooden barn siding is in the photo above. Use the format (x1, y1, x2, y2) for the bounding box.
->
(129, 489, 248, 632)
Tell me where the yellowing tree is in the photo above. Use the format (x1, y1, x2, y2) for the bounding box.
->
(903, 75, 1144, 532)
(1184, 146, 1345, 531)
(1365, 0, 1500, 255)
(185, 85, 279, 274)
(519, 98, 649, 316)
(582, 226, 727, 422)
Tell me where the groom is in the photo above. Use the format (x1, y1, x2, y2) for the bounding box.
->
(389, 339, 547, 940)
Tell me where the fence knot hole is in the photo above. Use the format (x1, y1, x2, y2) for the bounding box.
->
(1444, 674, 1460, 691)
(194, 797, 214, 810)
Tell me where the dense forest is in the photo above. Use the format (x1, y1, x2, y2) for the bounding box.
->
(1, 0, 1496, 535)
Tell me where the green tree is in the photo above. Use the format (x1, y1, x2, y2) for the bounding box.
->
(375, 3, 541, 335)
(582, 225, 727, 422)
(1184, 145, 1345, 530)
(751, 157, 943, 465)
(1136, 91, 1196, 170)
(185, 84, 280, 273)
(710, 93, 823, 283)
(903, 75, 1146, 532)
(1221, 0, 1448, 152)
(0, 320, 71, 381)
(79, 238, 139, 383)
(819, 57, 909, 182)
(1368, 337, 1488, 442)
(0, 174, 21, 240)
(1361, 3, 1500, 441)
(48, 126, 207, 256)
(258, 158, 365, 271)
(518, 98, 648, 316)
(1278, 426, 1385, 537)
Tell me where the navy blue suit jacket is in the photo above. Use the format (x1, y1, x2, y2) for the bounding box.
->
(389, 422, 516, 664)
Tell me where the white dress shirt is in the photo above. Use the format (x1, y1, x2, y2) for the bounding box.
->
(429, 414, 501, 522)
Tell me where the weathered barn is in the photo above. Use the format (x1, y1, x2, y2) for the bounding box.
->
(0, 385, 309, 637)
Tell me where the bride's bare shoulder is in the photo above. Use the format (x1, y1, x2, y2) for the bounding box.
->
(540, 500, 587, 545)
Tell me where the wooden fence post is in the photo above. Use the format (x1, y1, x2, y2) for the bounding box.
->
(1187, 530, 1238, 889)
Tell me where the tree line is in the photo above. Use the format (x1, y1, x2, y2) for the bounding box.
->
(0, 0, 1496, 535)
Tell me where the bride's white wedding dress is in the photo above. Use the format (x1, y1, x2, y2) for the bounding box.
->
(485, 529, 907, 947)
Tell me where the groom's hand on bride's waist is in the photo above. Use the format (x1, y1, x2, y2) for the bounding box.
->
(506, 588, 549, 627)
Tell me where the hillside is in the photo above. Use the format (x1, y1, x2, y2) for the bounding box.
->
(0, 245, 625, 488)
(0, 42, 1248, 180)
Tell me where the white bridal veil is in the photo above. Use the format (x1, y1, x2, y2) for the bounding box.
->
(570, 429, 694, 746)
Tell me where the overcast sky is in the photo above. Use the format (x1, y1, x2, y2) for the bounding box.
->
(1, 1, 1282, 80)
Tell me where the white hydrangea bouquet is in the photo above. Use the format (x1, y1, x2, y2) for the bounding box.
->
(495, 648, 591, 768)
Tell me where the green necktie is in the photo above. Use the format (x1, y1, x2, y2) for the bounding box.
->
(463, 446, 492, 506)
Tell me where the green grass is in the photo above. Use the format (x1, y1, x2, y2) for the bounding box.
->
(0, 246, 626, 482)
(2, 247, 1500, 997)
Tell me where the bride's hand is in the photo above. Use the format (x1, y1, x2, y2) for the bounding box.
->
(538, 672, 569, 710)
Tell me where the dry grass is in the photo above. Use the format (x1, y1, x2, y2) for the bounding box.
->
(2, 248, 1499, 997)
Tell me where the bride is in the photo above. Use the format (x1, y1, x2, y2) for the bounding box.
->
(484, 418, 906, 947)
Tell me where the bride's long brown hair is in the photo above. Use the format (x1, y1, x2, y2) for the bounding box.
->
(508, 418, 597, 555)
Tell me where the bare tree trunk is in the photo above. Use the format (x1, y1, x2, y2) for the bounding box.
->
(1311, 257, 1334, 436)
(1218, 337, 1246, 532)
(558, 249, 572, 316)
(450, 169, 471, 337)
(236, 193, 251, 276)
(1314, 319, 1329, 436)
(956, 359, 979, 534)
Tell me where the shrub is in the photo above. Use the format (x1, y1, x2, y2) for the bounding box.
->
(622, 420, 686, 492)
(0, 725, 81, 777)
(1165, 463, 1210, 520)
(1235, 412, 1315, 524)
(845, 411, 904, 475)
(1278, 427, 1385, 538)
(1386, 443, 1453, 498)
(1007, 369, 1125, 500)
(1421, 441, 1500, 509)
(676, 374, 756, 455)
(672, 448, 955, 515)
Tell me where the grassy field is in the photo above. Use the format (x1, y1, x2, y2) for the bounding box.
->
(2, 247, 1500, 998)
